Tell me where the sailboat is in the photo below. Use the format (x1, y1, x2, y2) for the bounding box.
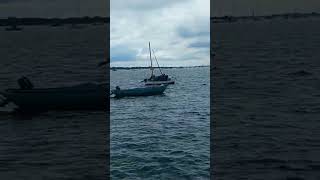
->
(143, 42, 175, 85)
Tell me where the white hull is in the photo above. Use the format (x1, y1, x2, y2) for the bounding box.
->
(145, 80, 175, 85)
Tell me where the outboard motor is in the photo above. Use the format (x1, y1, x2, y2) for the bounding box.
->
(0, 94, 8, 107)
(18, 76, 34, 89)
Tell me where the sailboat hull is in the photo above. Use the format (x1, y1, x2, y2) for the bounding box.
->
(145, 80, 175, 85)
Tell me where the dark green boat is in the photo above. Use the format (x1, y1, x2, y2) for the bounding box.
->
(111, 85, 167, 98)
(1, 78, 107, 112)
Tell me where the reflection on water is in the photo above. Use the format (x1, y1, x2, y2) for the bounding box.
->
(0, 25, 108, 179)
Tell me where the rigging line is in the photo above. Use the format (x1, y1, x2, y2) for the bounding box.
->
(152, 49, 163, 75)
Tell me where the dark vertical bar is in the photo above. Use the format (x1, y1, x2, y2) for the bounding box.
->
(0, 0, 110, 179)
(106, 0, 110, 179)
(211, 1, 320, 179)
(210, 1, 214, 180)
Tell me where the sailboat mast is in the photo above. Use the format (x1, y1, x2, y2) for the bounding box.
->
(149, 42, 154, 76)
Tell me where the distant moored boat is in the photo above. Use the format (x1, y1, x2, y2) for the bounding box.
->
(5, 25, 22, 31)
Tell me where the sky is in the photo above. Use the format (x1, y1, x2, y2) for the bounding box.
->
(110, 0, 210, 67)
(211, 0, 320, 17)
(0, 0, 108, 18)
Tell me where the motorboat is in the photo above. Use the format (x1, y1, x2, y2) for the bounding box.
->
(0, 77, 107, 112)
(111, 84, 167, 98)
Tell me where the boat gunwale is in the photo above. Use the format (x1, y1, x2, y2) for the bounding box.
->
(4, 83, 107, 94)
(111, 84, 167, 98)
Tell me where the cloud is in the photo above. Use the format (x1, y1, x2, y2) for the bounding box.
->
(188, 41, 210, 48)
(177, 26, 210, 38)
(110, 45, 137, 61)
(111, 0, 186, 11)
(110, 0, 210, 67)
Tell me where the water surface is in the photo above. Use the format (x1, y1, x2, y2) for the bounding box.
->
(111, 67, 210, 179)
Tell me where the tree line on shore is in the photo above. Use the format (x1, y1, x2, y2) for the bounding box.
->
(0, 16, 109, 26)
(211, 12, 320, 23)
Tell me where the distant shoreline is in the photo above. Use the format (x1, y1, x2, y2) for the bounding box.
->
(0, 16, 109, 26)
(110, 65, 209, 70)
(211, 12, 320, 23)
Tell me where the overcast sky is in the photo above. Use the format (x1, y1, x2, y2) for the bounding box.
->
(110, 0, 210, 67)
(0, 0, 108, 18)
(212, 0, 320, 17)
